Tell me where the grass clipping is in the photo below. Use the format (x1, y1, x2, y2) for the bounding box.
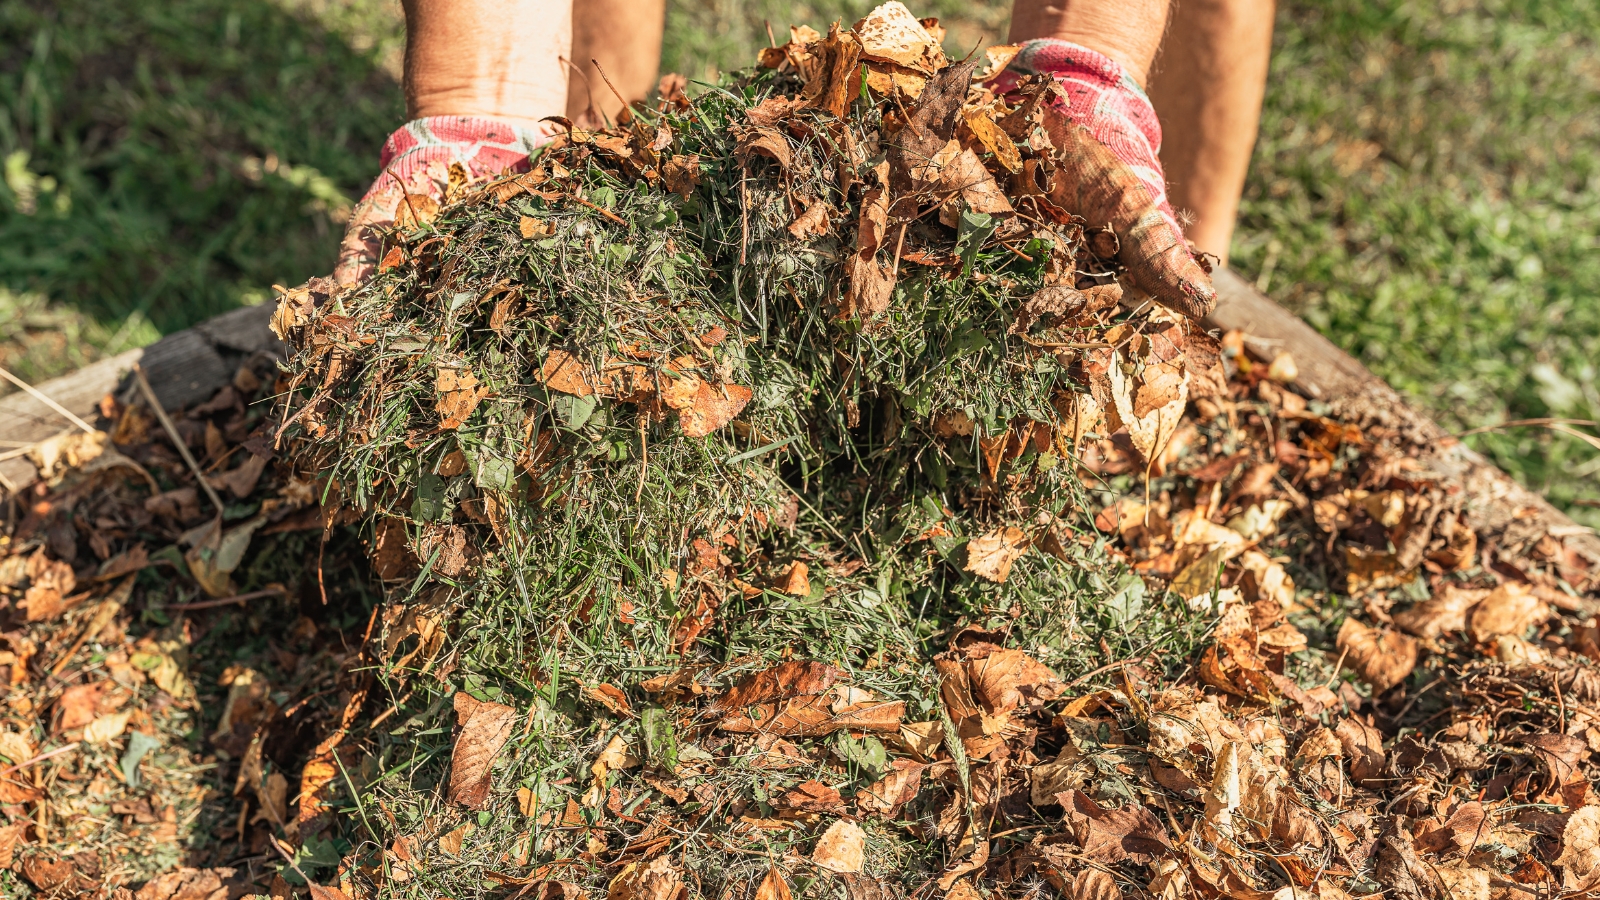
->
(273, 4, 1221, 896)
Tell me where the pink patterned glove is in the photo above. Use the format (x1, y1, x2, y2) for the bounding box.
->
(334, 116, 555, 285)
(993, 40, 1215, 319)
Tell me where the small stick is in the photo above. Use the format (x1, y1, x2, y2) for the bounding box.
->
(890, 222, 909, 280)
(0, 742, 80, 780)
(569, 193, 628, 226)
(166, 585, 285, 612)
(0, 365, 97, 434)
(132, 363, 225, 516)
(590, 59, 632, 118)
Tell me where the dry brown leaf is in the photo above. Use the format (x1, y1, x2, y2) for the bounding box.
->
(1414, 801, 1487, 855)
(936, 146, 1013, 215)
(83, 709, 132, 743)
(1334, 717, 1386, 784)
(1557, 805, 1600, 888)
(1061, 789, 1172, 865)
(539, 350, 596, 396)
(1466, 582, 1549, 643)
(448, 692, 517, 808)
(1393, 585, 1490, 640)
(1109, 351, 1188, 464)
(776, 561, 811, 596)
(439, 822, 474, 855)
(963, 107, 1022, 173)
(718, 692, 905, 737)
(436, 366, 490, 429)
(661, 376, 753, 438)
(754, 867, 794, 900)
(610, 856, 686, 900)
(854, 1, 945, 73)
(1068, 870, 1124, 900)
(812, 819, 866, 873)
(855, 759, 925, 816)
(716, 660, 843, 712)
(585, 683, 634, 717)
(662, 154, 701, 198)
(395, 193, 439, 228)
(780, 780, 845, 813)
(787, 201, 831, 240)
(964, 526, 1030, 583)
(128, 866, 237, 900)
(967, 648, 1064, 713)
(1336, 617, 1417, 694)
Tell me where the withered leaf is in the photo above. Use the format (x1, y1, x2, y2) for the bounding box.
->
(662, 154, 701, 198)
(1466, 582, 1549, 643)
(1335, 716, 1387, 784)
(735, 126, 793, 171)
(780, 780, 845, 812)
(662, 377, 753, 438)
(1336, 617, 1418, 694)
(609, 856, 685, 900)
(718, 693, 905, 737)
(716, 660, 843, 712)
(448, 692, 517, 809)
(436, 366, 490, 430)
(538, 350, 596, 397)
(856, 759, 925, 816)
(964, 526, 1031, 583)
(963, 107, 1022, 173)
(967, 648, 1065, 712)
(787, 201, 832, 240)
(1061, 790, 1172, 865)
(937, 146, 1013, 215)
(754, 867, 794, 900)
(854, 1, 945, 73)
(812, 819, 866, 873)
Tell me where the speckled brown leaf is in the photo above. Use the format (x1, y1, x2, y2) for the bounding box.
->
(964, 526, 1031, 583)
(448, 692, 517, 809)
(436, 366, 491, 429)
(1336, 617, 1417, 694)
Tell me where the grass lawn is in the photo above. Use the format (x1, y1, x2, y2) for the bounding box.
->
(1, 0, 1596, 522)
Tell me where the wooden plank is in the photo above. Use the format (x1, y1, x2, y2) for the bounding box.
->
(1207, 267, 1600, 590)
(0, 302, 280, 492)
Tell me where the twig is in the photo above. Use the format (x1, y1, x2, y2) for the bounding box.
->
(0, 365, 97, 434)
(1062, 659, 1135, 689)
(0, 743, 80, 780)
(569, 193, 628, 226)
(132, 363, 225, 516)
(166, 585, 286, 611)
(590, 59, 632, 117)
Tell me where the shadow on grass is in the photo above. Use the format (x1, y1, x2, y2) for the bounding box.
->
(0, 0, 403, 382)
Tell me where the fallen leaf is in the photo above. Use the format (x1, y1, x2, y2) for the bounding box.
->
(585, 683, 634, 717)
(812, 819, 866, 873)
(1068, 869, 1123, 900)
(448, 692, 517, 809)
(1556, 805, 1600, 888)
(854, 1, 945, 73)
(776, 561, 811, 596)
(718, 692, 905, 737)
(436, 366, 490, 430)
(856, 759, 925, 816)
(1108, 352, 1188, 464)
(964, 526, 1031, 583)
(56, 680, 117, 732)
(539, 350, 596, 396)
(936, 145, 1013, 215)
(1394, 585, 1490, 640)
(967, 649, 1065, 712)
(83, 709, 132, 743)
(716, 661, 843, 711)
(439, 822, 474, 855)
(0, 823, 24, 869)
(1061, 790, 1172, 865)
(781, 780, 845, 813)
(1336, 617, 1417, 694)
(1466, 582, 1549, 643)
(787, 201, 831, 239)
(662, 154, 701, 198)
(609, 856, 685, 900)
(661, 375, 753, 438)
(963, 107, 1022, 173)
(754, 867, 794, 900)
(1335, 717, 1386, 784)
(1415, 801, 1487, 855)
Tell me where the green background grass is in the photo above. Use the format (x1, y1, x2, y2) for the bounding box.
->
(2, 0, 1596, 524)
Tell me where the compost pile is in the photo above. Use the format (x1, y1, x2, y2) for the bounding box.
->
(3, 2, 1598, 898)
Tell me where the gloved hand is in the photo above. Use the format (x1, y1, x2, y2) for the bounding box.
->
(993, 40, 1216, 320)
(333, 116, 554, 285)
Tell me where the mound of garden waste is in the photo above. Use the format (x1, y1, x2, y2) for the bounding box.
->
(0, 3, 1597, 898)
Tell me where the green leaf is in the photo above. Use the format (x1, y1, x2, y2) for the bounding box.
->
(641, 706, 679, 773)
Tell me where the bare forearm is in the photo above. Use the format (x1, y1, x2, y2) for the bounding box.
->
(402, 0, 571, 128)
(1009, 0, 1171, 85)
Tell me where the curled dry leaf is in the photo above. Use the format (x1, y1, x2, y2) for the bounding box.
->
(1336, 617, 1418, 694)
(1334, 717, 1386, 784)
(856, 759, 925, 816)
(436, 366, 490, 429)
(1107, 350, 1189, 464)
(967, 648, 1065, 713)
(661, 374, 754, 438)
(716, 660, 842, 712)
(812, 819, 867, 873)
(1394, 585, 1489, 641)
(1556, 805, 1600, 888)
(448, 692, 517, 809)
(609, 856, 686, 900)
(1466, 582, 1549, 643)
(1068, 870, 1123, 900)
(1060, 790, 1172, 865)
(787, 201, 831, 239)
(964, 526, 1031, 583)
(854, 1, 945, 73)
(754, 867, 794, 900)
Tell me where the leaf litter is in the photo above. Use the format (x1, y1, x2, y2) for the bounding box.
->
(0, 2, 1598, 898)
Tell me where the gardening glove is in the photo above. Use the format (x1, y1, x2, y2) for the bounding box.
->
(993, 40, 1216, 320)
(334, 116, 555, 285)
